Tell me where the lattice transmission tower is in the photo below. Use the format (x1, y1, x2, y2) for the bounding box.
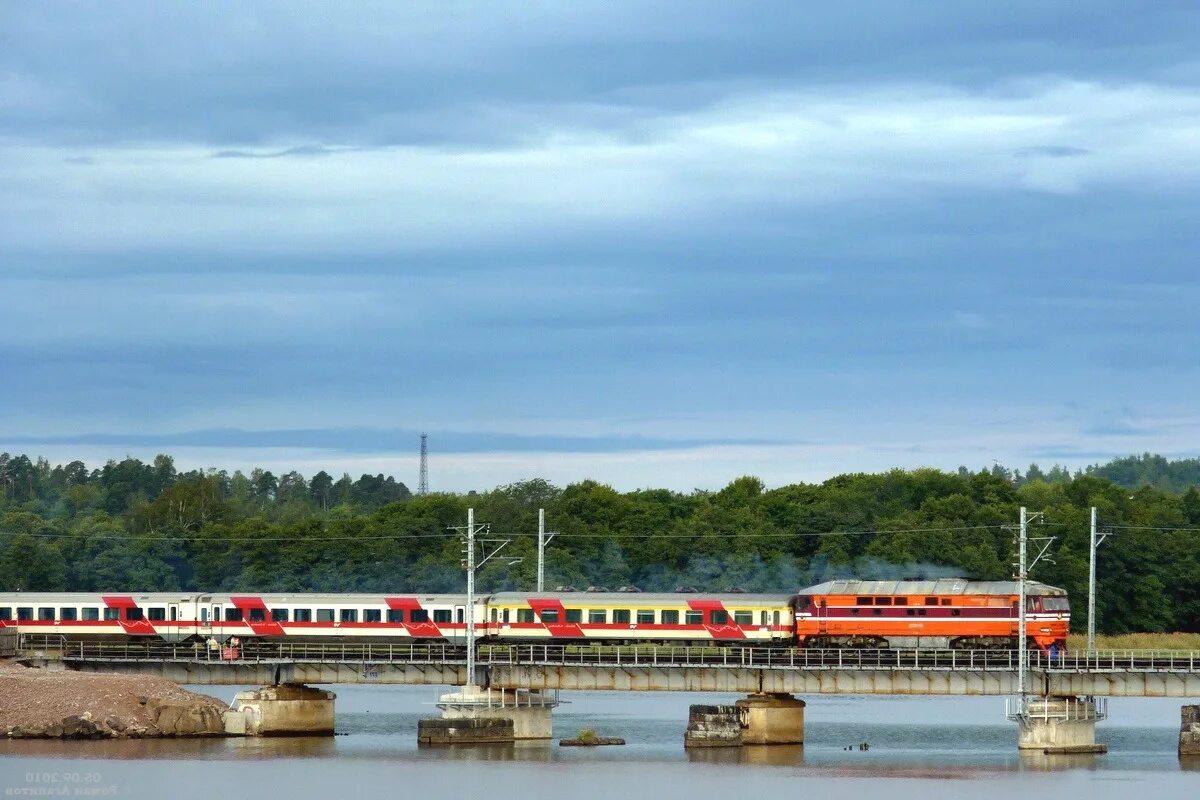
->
(417, 433, 429, 496)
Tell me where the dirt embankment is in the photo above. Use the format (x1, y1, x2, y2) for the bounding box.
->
(1, 660, 228, 739)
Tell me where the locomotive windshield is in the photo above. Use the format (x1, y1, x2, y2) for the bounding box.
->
(1041, 597, 1069, 611)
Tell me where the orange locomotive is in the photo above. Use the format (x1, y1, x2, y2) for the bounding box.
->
(795, 579, 1069, 652)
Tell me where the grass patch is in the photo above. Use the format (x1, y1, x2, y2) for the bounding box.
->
(1067, 632, 1200, 651)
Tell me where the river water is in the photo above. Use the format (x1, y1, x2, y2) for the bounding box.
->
(1, 687, 1195, 799)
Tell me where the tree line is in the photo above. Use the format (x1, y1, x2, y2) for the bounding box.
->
(1, 451, 1198, 634)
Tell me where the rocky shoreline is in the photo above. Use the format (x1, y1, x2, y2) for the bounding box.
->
(1, 660, 228, 740)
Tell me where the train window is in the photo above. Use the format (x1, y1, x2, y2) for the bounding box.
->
(760, 611, 769, 625)
(634, 610, 653, 624)
(588, 609, 606, 624)
(247, 608, 264, 623)
(341, 609, 359, 623)
(148, 608, 166, 621)
(223, 608, 241, 622)
(516, 609, 535, 623)
(773, 611, 780, 626)
(433, 609, 452, 624)
(734, 611, 753, 626)
(411, 609, 429, 623)
(490, 609, 498, 623)
(565, 608, 582, 624)
(541, 609, 560, 624)
(1043, 597, 1070, 611)
(613, 609, 631, 624)
(661, 610, 679, 625)
(294, 609, 313, 622)
(894, 597, 908, 606)
(38, 607, 56, 621)
(501, 609, 510, 624)
(855, 597, 872, 606)
(104, 608, 120, 621)
(925, 597, 938, 605)
(17, 607, 33, 621)
(61, 608, 78, 621)
(127, 608, 144, 621)
(0, 608, 11, 620)
(81, 608, 98, 621)
(388, 609, 405, 624)
(874, 597, 892, 605)
(364, 609, 381, 623)
(685, 610, 703, 625)
(940, 599, 951, 606)
(316, 609, 334, 623)
(272, 609, 289, 622)
(711, 610, 729, 625)
(457, 608, 464, 623)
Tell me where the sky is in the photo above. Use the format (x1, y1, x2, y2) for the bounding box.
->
(1, 2, 1199, 491)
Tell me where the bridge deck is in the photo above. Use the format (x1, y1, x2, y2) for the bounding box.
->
(17, 639, 1200, 696)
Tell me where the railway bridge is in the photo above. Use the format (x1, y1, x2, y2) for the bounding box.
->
(15, 637, 1200, 753)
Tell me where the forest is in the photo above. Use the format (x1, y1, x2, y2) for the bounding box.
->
(1, 451, 1198, 635)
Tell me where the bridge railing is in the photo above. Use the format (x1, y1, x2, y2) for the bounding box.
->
(32, 638, 1200, 673)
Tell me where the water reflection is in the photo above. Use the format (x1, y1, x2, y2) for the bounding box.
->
(1017, 751, 1103, 772)
(1180, 755, 1200, 772)
(686, 745, 805, 767)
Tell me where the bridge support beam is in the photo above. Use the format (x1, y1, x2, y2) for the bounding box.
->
(1016, 696, 1106, 754)
(432, 687, 557, 741)
(224, 684, 336, 736)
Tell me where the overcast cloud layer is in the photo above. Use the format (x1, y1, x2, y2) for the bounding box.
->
(2, 2, 1198, 490)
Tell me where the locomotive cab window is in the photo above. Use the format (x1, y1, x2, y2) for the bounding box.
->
(61, 608, 78, 621)
(1042, 597, 1069, 611)
(272, 609, 289, 623)
(661, 610, 679, 625)
(388, 609, 405, 623)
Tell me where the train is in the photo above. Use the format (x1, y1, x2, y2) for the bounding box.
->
(0, 578, 1070, 651)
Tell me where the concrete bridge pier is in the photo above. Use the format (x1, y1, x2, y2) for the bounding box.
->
(429, 685, 558, 743)
(685, 693, 805, 747)
(223, 684, 336, 736)
(1014, 696, 1106, 754)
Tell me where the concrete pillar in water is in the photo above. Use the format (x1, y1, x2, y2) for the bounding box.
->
(434, 687, 557, 741)
(1180, 705, 1200, 757)
(736, 693, 805, 745)
(1016, 696, 1106, 754)
(685, 695, 806, 748)
(684, 704, 744, 748)
(224, 684, 336, 736)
